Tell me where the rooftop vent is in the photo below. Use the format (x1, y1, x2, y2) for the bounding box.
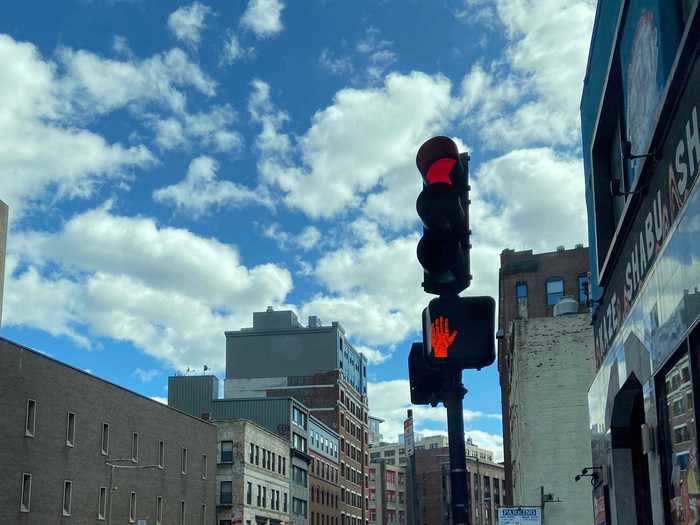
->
(575, 243, 584, 249)
(266, 306, 274, 312)
(556, 245, 565, 252)
(308, 315, 322, 328)
(553, 296, 579, 316)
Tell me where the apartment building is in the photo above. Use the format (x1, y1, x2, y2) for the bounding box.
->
(309, 416, 340, 525)
(216, 419, 290, 525)
(368, 460, 407, 525)
(369, 435, 494, 467)
(0, 337, 216, 524)
(224, 309, 369, 525)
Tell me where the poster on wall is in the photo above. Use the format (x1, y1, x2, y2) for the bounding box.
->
(497, 507, 541, 524)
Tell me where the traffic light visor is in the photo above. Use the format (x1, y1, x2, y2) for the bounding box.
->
(416, 136, 459, 179)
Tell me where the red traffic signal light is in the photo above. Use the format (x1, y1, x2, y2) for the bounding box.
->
(422, 296, 495, 370)
(415, 136, 471, 295)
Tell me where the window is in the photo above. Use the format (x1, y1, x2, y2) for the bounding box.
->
(66, 412, 76, 447)
(262, 448, 267, 469)
(131, 432, 139, 462)
(545, 278, 564, 306)
(25, 399, 36, 437)
(255, 446, 260, 465)
(202, 455, 207, 479)
(257, 485, 262, 506)
(221, 441, 233, 463)
(282, 457, 286, 475)
(577, 274, 589, 305)
(292, 465, 308, 486)
(63, 480, 72, 516)
(98, 486, 107, 520)
(101, 423, 109, 455)
(156, 497, 163, 525)
(181, 448, 188, 474)
(293, 433, 307, 453)
(180, 501, 186, 525)
(516, 281, 528, 299)
(20, 473, 31, 512)
(271, 452, 276, 472)
(263, 486, 267, 508)
(246, 482, 252, 504)
(284, 492, 288, 513)
(293, 406, 307, 428)
(249, 443, 254, 463)
(159, 441, 165, 468)
(278, 455, 282, 473)
(220, 481, 233, 505)
(129, 492, 136, 522)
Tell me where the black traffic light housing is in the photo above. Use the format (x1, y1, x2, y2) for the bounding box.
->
(408, 342, 444, 406)
(415, 136, 471, 295)
(422, 295, 495, 370)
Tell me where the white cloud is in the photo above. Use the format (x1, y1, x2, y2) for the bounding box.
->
(6, 205, 293, 371)
(154, 156, 273, 217)
(257, 72, 452, 219)
(248, 79, 291, 156)
(354, 345, 392, 365)
(133, 368, 160, 382)
(319, 49, 354, 75)
(150, 396, 168, 404)
(221, 31, 254, 65)
(241, 0, 284, 38)
(262, 223, 321, 252)
(0, 34, 156, 219)
(368, 380, 503, 459)
(458, 0, 596, 149)
(168, 2, 212, 47)
(356, 27, 398, 83)
(58, 46, 216, 115)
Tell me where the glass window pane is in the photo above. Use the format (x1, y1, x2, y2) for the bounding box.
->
(663, 350, 699, 523)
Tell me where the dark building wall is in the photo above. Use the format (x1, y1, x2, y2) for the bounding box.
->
(0, 337, 217, 524)
(414, 447, 505, 525)
(226, 325, 339, 380)
(497, 245, 589, 505)
(168, 374, 219, 418)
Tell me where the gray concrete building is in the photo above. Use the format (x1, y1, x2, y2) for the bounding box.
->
(368, 417, 383, 447)
(224, 309, 369, 525)
(369, 435, 494, 467)
(169, 375, 311, 525)
(505, 313, 595, 524)
(368, 460, 407, 525)
(0, 336, 217, 524)
(215, 419, 290, 525)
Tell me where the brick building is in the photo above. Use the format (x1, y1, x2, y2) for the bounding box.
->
(413, 446, 505, 525)
(497, 245, 589, 504)
(168, 378, 312, 525)
(0, 337, 216, 524)
(224, 309, 369, 525)
(309, 416, 340, 525)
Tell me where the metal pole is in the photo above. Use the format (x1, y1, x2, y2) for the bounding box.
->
(540, 486, 545, 525)
(445, 368, 469, 525)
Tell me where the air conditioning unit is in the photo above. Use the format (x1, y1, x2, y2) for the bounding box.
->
(553, 296, 579, 316)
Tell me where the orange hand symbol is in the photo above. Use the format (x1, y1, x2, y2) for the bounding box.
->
(431, 316, 457, 359)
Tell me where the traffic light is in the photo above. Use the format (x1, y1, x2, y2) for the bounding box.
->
(422, 295, 495, 370)
(415, 136, 471, 295)
(408, 342, 444, 406)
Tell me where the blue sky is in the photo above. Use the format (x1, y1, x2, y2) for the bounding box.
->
(0, 0, 596, 460)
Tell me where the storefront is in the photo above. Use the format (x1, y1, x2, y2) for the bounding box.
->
(585, 2, 700, 524)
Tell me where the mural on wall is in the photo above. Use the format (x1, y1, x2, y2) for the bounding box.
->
(626, 9, 661, 185)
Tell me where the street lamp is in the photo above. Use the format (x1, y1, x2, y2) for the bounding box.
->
(106, 458, 163, 525)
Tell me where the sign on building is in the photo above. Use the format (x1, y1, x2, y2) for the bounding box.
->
(403, 417, 415, 456)
(497, 506, 542, 525)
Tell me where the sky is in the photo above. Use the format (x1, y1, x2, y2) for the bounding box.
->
(0, 0, 596, 462)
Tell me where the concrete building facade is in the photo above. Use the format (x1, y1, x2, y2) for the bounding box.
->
(581, 1, 700, 523)
(368, 460, 407, 525)
(215, 419, 290, 525)
(0, 337, 217, 524)
(168, 377, 312, 525)
(368, 416, 384, 447)
(497, 245, 590, 504)
(369, 435, 493, 467)
(309, 416, 340, 525)
(413, 446, 505, 525)
(506, 314, 596, 524)
(224, 309, 369, 525)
